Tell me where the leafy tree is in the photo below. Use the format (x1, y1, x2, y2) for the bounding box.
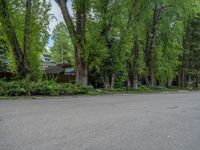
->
(51, 22, 74, 64)
(55, 0, 90, 85)
(0, 0, 51, 79)
(0, 24, 9, 71)
(179, 14, 200, 87)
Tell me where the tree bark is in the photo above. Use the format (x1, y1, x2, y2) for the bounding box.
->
(23, 0, 32, 76)
(103, 73, 110, 89)
(145, 4, 162, 87)
(128, 69, 134, 88)
(75, 44, 88, 85)
(132, 38, 139, 90)
(110, 74, 115, 90)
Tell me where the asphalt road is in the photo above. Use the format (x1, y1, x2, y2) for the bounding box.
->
(0, 92, 200, 150)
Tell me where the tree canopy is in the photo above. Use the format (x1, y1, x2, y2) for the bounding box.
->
(1, 0, 200, 88)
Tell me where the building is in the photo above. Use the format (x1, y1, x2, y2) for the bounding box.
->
(45, 63, 75, 83)
(41, 54, 56, 70)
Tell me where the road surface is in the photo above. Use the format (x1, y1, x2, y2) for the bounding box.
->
(0, 92, 200, 150)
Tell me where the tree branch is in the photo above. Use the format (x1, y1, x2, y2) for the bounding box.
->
(55, 0, 77, 45)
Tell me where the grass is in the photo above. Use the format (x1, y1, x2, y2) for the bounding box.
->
(0, 87, 196, 100)
(0, 96, 38, 100)
(85, 87, 184, 96)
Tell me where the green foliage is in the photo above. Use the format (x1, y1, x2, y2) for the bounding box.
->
(0, 80, 28, 96)
(0, 27, 9, 71)
(1, 0, 200, 89)
(138, 85, 151, 92)
(30, 80, 62, 96)
(62, 83, 89, 95)
(51, 22, 74, 64)
(0, 0, 52, 79)
(0, 80, 90, 96)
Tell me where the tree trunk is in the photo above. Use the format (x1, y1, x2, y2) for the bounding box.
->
(179, 69, 186, 87)
(145, 76, 150, 87)
(150, 65, 155, 87)
(110, 74, 115, 90)
(103, 73, 115, 90)
(22, 0, 32, 76)
(145, 4, 162, 88)
(104, 73, 110, 89)
(132, 38, 139, 90)
(167, 80, 172, 87)
(133, 73, 138, 89)
(75, 44, 88, 85)
(129, 69, 134, 88)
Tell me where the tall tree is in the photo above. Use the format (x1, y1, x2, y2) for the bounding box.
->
(51, 22, 74, 64)
(179, 14, 200, 87)
(0, 24, 9, 71)
(0, 0, 26, 76)
(55, 0, 89, 85)
(0, 0, 51, 79)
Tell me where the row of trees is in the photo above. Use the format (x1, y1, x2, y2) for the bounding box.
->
(1, 0, 200, 89)
(54, 0, 200, 88)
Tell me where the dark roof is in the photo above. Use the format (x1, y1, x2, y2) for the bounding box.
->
(57, 63, 74, 68)
(45, 66, 64, 74)
(41, 62, 56, 66)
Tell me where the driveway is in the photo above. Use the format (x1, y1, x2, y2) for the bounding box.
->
(0, 92, 200, 150)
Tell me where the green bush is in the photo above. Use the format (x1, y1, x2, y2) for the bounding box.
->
(198, 84, 200, 90)
(112, 88, 125, 92)
(0, 80, 90, 96)
(62, 83, 89, 95)
(0, 80, 29, 96)
(138, 85, 151, 91)
(30, 80, 62, 96)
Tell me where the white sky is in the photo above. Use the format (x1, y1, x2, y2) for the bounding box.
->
(48, 0, 72, 33)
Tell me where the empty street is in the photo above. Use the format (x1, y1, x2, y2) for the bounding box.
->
(0, 92, 200, 150)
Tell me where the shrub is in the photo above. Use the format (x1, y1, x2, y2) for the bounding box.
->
(1, 80, 28, 96)
(187, 81, 193, 91)
(30, 80, 62, 96)
(138, 85, 151, 91)
(112, 88, 125, 92)
(0, 80, 90, 96)
(62, 83, 89, 95)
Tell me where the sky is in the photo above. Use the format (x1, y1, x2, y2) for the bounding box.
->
(47, 0, 72, 48)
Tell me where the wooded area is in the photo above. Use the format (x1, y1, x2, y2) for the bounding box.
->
(0, 0, 200, 90)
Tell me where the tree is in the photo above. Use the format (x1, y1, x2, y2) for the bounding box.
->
(0, 0, 32, 77)
(0, 24, 9, 71)
(0, 0, 51, 79)
(179, 14, 200, 87)
(51, 22, 74, 64)
(55, 0, 89, 85)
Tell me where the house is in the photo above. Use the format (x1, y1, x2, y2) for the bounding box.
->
(44, 63, 75, 83)
(41, 54, 56, 70)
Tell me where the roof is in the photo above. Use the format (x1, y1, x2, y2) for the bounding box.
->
(57, 63, 74, 68)
(41, 54, 56, 64)
(45, 66, 64, 74)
